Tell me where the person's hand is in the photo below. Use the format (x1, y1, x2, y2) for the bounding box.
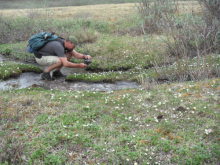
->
(84, 55, 91, 60)
(79, 63, 88, 68)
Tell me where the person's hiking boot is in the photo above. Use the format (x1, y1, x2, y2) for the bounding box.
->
(52, 70, 66, 78)
(41, 71, 55, 81)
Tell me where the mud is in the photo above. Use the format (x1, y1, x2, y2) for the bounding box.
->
(0, 55, 140, 91)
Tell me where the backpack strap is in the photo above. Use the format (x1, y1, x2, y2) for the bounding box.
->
(53, 37, 65, 47)
(54, 37, 73, 53)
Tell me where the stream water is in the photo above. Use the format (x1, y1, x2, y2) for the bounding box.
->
(0, 55, 141, 91)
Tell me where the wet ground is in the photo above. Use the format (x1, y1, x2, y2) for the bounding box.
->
(0, 55, 140, 91)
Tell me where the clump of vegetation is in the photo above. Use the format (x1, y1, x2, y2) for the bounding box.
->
(0, 61, 42, 80)
(66, 70, 140, 83)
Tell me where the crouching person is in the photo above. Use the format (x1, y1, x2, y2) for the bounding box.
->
(35, 36, 91, 81)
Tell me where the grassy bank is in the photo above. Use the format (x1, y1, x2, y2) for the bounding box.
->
(0, 79, 219, 164)
(0, 61, 42, 80)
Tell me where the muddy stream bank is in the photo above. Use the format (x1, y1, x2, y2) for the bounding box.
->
(0, 55, 140, 91)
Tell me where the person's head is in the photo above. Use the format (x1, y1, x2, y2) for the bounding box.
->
(65, 36, 78, 51)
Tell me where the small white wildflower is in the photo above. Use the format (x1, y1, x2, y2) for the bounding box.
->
(205, 129, 213, 135)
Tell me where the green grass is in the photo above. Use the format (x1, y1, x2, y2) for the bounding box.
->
(0, 79, 219, 164)
(0, 61, 42, 80)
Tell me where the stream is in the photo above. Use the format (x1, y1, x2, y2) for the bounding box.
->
(0, 55, 141, 91)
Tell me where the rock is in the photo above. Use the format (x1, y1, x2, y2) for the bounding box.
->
(157, 115, 163, 119)
(176, 106, 187, 112)
(197, 111, 205, 117)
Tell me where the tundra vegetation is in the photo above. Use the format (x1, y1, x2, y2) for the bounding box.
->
(0, 0, 219, 164)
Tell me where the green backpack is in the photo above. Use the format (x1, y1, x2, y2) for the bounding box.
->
(27, 32, 58, 53)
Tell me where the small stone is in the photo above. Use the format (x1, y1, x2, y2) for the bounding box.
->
(197, 111, 205, 117)
(176, 106, 187, 112)
(157, 115, 163, 119)
(82, 155, 87, 158)
(31, 84, 38, 87)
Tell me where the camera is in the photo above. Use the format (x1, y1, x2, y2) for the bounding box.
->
(84, 58, 92, 65)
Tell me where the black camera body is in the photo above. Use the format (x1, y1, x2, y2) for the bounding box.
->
(84, 58, 92, 65)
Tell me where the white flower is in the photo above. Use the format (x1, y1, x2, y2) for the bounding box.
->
(205, 129, 213, 135)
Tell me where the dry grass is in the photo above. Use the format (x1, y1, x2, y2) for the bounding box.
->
(0, 3, 136, 22)
(176, 1, 202, 14)
(0, 1, 202, 22)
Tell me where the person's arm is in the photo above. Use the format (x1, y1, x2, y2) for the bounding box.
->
(72, 50, 91, 60)
(59, 57, 87, 68)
